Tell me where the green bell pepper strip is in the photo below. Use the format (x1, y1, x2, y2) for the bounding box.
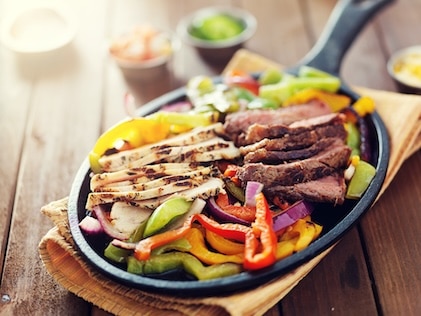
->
(346, 160, 376, 199)
(259, 68, 283, 85)
(259, 76, 341, 106)
(143, 197, 193, 238)
(127, 252, 242, 280)
(150, 238, 191, 255)
(104, 217, 147, 263)
(298, 65, 334, 78)
(346, 122, 361, 157)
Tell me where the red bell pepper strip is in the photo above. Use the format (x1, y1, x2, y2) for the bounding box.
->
(216, 193, 256, 222)
(243, 192, 277, 270)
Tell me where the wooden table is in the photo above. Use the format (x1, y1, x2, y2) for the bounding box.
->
(1, 0, 420, 315)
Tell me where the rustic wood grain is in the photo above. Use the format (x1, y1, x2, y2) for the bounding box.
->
(0, 0, 107, 314)
(361, 150, 421, 316)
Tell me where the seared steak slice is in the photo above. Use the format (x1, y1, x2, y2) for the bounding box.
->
(224, 100, 331, 143)
(265, 174, 347, 205)
(240, 113, 344, 145)
(237, 143, 351, 187)
(243, 138, 346, 164)
(240, 123, 347, 155)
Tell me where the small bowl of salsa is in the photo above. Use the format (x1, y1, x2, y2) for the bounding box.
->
(177, 6, 257, 64)
(387, 45, 421, 94)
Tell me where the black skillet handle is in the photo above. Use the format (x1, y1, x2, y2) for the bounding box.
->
(297, 0, 395, 75)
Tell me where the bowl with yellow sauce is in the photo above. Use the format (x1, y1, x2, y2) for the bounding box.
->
(177, 6, 257, 64)
(109, 25, 179, 81)
(387, 45, 421, 94)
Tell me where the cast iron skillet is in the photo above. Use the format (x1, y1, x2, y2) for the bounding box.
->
(68, 0, 392, 296)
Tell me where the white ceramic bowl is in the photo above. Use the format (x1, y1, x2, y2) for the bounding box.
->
(1, 5, 76, 54)
(177, 6, 257, 64)
(387, 45, 421, 94)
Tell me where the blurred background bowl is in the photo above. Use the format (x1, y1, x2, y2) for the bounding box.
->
(109, 25, 179, 81)
(176, 6, 257, 65)
(387, 45, 421, 94)
(1, 4, 76, 54)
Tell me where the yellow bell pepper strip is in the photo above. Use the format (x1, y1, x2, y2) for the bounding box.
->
(279, 216, 323, 252)
(243, 192, 277, 271)
(275, 219, 322, 259)
(89, 118, 170, 173)
(185, 228, 244, 264)
(283, 88, 351, 112)
(132, 213, 251, 261)
(147, 111, 219, 130)
(353, 96, 375, 117)
(127, 252, 242, 280)
(205, 229, 245, 255)
(275, 240, 296, 260)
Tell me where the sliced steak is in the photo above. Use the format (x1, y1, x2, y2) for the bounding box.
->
(224, 100, 332, 144)
(243, 138, 346, 164)
(265, 174, 347, 205)
(237, 143, 351, 188)
(240, 113, 345, 145)
(240, 122, 347, 155)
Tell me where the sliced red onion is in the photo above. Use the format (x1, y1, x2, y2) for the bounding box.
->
(244, 181, 264, 206)
(207, 197, 250, 226)
(272, 200, 314, 232)
(79, 216, 103, 235)
(161, 101, 193, 112)
(92, 205, 130, 240)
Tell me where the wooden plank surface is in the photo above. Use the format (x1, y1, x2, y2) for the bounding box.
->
(1, 0, 420, 315)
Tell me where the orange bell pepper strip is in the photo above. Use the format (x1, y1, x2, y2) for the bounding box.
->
(185, 228, 244, 264)
(134, 213, 251, 261)
(243, 192, 277, 270)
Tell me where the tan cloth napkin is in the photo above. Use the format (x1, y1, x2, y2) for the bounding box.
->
(39, 49, 421, 316)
